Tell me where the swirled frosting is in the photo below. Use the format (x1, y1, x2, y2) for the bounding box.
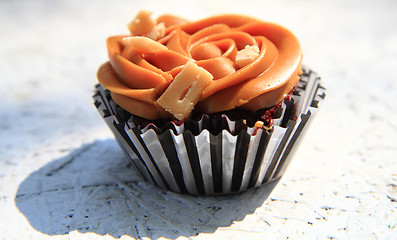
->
(97, 11, 302, 120)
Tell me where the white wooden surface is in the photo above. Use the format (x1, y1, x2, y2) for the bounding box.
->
(1, 0, 396, 239)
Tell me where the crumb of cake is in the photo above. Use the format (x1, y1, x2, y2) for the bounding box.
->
(254, 121, 264, 128)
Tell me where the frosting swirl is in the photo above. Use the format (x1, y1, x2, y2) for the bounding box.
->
(97, 12, 302, 120)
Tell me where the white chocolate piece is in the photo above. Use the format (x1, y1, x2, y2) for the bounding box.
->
(146, 22, 166, 40)
(127, 10, 156, 36)
(122, 36, 168, 53)
(235, 45, 260, 68)
(127, 10, 165, 40)
(157, 61, 213, 120)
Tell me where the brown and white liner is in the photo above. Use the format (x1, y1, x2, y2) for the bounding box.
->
(93, 66, 326, 195)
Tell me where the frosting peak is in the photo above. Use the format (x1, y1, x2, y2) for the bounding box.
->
(97, 11, 302, 120)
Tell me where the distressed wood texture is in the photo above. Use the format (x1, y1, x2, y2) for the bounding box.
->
(1, 0, 396, 239)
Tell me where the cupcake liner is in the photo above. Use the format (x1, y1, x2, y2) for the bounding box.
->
(93, 66, 326, 195)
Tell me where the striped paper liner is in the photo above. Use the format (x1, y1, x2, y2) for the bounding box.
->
(93, 66, 326, 195)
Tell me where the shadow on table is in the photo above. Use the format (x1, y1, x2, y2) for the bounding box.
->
(15, 139, 279, 239)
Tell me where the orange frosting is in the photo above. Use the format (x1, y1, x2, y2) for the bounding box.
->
(97, 12, 303, 120)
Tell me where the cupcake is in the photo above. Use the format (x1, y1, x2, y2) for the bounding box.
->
(93, 10, 326, 195)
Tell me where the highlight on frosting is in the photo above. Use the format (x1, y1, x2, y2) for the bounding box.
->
(97, 10, 303, 120)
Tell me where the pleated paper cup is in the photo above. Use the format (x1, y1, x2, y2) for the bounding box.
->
(93, 66, 326, 195)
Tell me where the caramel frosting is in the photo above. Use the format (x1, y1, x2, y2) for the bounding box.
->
(97, 11, 302, 120)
